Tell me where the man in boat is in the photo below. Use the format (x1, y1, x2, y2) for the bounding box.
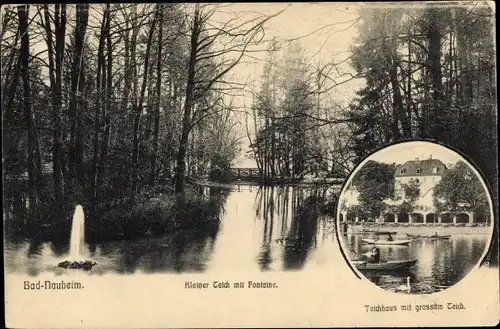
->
(387, 233, 394, 241)
(343, 222, 348, 234)
(361, 247, 381, 263)
(371, 247, 380, 263)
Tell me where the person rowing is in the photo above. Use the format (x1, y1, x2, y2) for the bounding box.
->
(387, 233, 394, 241)
(360, 247, 381, 263)
(372, 247, 380, 263)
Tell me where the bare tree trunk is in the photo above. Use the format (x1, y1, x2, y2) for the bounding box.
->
(164, 76, 175, 179)
(2, 52, 20, 125)
(382, 41, 403, 141)
(174, 5, 200, 194)
(150, 4, 163, 185)
(245, 112, 262, 175)
(43, 4, 67, 212)
(455, 8, 473, 105)
(18, 4, 41, 216)
(405, 35, 413, 136)
(121, 14, 131, 119)
(264, 114, 269, 181)
(251, 101, 263, 176)
(98, 5, 112, 188)
(75, 63, 86, 180)
(90, 12, 107, 201)
(68, 4, 89, 178)
(144, 58, 156, 142)
(427, 8, 444, 139)
(55, 5, 67, 211)
(130, 12, 158, 199)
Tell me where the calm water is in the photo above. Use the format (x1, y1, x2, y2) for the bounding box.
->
(4, 185, 341, 275)
(344, 233, 490, 294)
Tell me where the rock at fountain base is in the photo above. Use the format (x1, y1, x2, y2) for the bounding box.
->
(58, 260, 97, 270)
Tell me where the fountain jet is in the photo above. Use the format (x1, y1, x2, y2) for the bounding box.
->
(58, 204, 97, 270)
(69, 205, 85, 258)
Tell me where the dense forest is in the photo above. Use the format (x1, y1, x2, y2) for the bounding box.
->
(250, 4, 496, 186)
(2, 4, 497, 256)
(2, 4, 283, 239)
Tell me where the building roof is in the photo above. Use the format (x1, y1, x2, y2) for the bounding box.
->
(395, 157, 447, 177)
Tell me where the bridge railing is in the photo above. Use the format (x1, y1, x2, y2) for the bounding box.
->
(229, 168, 261, 178)
(226, 168, 346, 181)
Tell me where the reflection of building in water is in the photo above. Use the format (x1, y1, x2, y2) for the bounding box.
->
(340, 156, 482, 225)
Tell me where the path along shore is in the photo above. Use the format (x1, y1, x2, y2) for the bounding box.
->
(345, 223, 492, 235)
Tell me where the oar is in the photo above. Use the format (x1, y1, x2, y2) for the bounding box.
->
(349, 247, 372, 262)
(348, 247, 361, 260)
(349, 247, 358, 255)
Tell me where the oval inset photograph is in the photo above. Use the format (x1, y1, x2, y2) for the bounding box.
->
(336, 141, 494, 294)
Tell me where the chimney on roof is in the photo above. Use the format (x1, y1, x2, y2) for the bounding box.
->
(429, 154, 432, 159)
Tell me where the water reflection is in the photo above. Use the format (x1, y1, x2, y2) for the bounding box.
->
(4, 184, 339, 275)
(345, 234, 489, 294)
(254, 186, 336, 271)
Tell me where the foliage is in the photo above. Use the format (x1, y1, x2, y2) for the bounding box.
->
(433, 161, 490, 215)
(249, 42, 345, 181)
(351, 160, 396, 218)
(344, 204, 370, 222)
(346, 5, 497, 192)
(2, 4, 276, 239)
(397, 179, 421, 213)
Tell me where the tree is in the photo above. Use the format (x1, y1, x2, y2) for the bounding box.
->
(351, 160, 396, 219)
(2, 4, 254, 234)
(346, 4, 496, 190)
(68, 4, 89, 180)
(17, 5, 42, 217)
(433, 161, 490, 215)
(149, 4, 163, 185)
(174, 4, 284, 193)
(42, 4, 67, 213)
(250, 41, 335, 181)
(396, 179, 421, 214)
(130, 6, 158, 200)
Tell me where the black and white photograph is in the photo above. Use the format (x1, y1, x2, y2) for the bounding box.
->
(3, 2, 498, 328)
(337, 141, 495, 294)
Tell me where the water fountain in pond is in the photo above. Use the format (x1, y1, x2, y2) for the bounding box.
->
(57, 205, 97, 270)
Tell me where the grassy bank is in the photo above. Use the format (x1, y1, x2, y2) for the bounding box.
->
(4, 184, 227, 244)
(87, 186, 226, 243)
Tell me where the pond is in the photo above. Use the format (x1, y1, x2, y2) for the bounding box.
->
(344, 233, 490, 294)
(4, 184, 341, 276)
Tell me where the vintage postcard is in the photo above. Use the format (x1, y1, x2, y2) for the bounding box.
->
(3, 2, 498, 328)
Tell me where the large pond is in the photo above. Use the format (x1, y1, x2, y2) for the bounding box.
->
(344, 232, 491, 294)
(4, 184, 341, 276)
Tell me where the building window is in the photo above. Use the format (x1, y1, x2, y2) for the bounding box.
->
(433, 166, 439, 173)
(400, 168, 406, 174)
(416, 168, 422, 174)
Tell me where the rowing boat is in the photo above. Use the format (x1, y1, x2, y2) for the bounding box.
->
(352, 259, 418, 271)
(423, 235, 451, 240)
(346, 227, 398, 235)
(367, 231, 398, 235)
(407, 234, 451, 240)
(361, 238, 411, 246)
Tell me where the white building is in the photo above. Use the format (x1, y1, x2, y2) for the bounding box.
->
(393, 156, 447, 212)
(340, 156, 480, 224)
